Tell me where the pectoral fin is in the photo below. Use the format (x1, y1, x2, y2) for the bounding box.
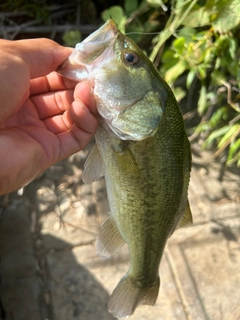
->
(113, 141, 140, 176)
(82, 144, 104, 183)
(96, 215, 126, 258)
(176, 200, 193, 229)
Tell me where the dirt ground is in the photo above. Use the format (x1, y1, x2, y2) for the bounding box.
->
(0, 140, 239, 320)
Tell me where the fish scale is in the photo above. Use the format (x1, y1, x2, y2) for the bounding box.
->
(58, 18, 192, 319)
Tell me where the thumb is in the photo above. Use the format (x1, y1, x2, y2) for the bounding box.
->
(0, 38, 72, 121)
(14, 38, 72, 79)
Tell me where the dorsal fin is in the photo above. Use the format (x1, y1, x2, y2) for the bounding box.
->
(176, 199, 193, 229)
(82, 144, 105, 183)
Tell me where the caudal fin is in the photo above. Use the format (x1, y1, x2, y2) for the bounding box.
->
(108, 275, 160, 319)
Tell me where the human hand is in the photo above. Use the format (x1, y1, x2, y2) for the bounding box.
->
(0, 38, 98, 195)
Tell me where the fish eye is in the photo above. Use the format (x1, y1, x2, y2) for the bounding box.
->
(123, 51, 139, 66)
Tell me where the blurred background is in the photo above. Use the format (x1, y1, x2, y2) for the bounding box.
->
(0, 1, 239, 320)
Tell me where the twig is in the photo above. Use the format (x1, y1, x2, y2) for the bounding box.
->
(229, 114, 240, 125)
(0, 24, 98, 34)
(183, 110, 197, 120)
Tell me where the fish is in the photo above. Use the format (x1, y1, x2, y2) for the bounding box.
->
(58, 19, 192, 319)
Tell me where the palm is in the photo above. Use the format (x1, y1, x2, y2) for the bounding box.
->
(0, 72, 97, 194)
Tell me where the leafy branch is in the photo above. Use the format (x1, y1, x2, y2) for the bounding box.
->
(102, 0, 240, 166)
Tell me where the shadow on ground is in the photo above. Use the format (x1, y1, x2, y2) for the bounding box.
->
(0, 186, 114, 320)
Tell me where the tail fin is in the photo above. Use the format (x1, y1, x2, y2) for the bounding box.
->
(108, 275, 160, 319)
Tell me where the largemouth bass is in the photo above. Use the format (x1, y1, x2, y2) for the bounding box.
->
(58, 19, 192, 319)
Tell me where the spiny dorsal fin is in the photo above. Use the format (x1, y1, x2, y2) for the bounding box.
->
(176, 199, 193, 229)
(82, 144, 104, 183)
(96, 215, 126, 258)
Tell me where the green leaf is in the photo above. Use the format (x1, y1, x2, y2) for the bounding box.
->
(196, 122, 211, 134)
(210, 107, 228, 127)
(197, 65, 207, 80)
(218, 124, 240, 148)
(227, 138, 240, 164)
(172, 87, 186, 102)
(182, 7, 211, 27)
(124, 0, 138, 14)
(62, 30, 81, 47)
(101, 6, 126, 33)
(178, 27, 196, 44)
(212, 0, 240, 32)
(211, 70, 226, 85)
(173, 37, 185, 50)
(164, 60, 188, 83)
(228, 38, 237, 60)
(186, 69, 196, 89)
(198, 85, 207, 115)
(102, 6, 124, 23)
(161, 49, 176, 64)
(160, 50, 179, 75)
(205, 125, 230, 146)
(204, 47, 214, 65)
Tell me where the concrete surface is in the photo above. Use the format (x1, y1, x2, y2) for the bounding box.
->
(0, 142, 239, 320)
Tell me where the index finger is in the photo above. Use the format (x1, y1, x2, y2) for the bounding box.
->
(30, 72, 78, 96)
(16, 38, 72, 79)
(0, 38, 72, 79)
(0, 38, 72, 121)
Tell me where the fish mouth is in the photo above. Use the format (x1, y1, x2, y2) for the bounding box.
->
(80, 18, 118, 44)
(57, 19, 118, 81)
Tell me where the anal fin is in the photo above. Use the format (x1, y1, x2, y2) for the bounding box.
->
(96, 215, 125, 258)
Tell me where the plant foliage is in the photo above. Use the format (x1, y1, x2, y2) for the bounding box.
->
(102, 0, 240, 166)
